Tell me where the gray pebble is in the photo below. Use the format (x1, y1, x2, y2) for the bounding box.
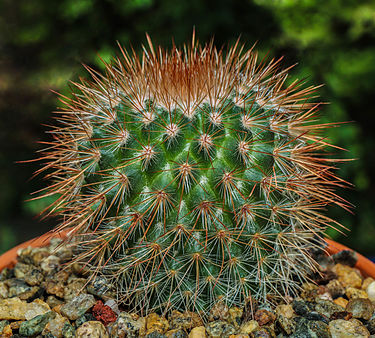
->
(346, 298, 374, 320)
(292, 300, 314, 316)
(315, 298, 343, 317)
(205, 320, 236, 337)
(60, 293, 96, 320)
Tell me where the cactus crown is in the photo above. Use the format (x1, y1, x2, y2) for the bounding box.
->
(36, 36, 347, 315)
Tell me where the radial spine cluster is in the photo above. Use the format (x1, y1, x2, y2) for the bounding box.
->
(36, 36, 348, 315)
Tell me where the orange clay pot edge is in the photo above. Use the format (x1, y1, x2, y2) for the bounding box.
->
(0, 229, 70, 271)
(325, 238, 375, 279)
(1, 233, 374, 279)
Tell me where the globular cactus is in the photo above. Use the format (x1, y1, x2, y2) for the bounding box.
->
(36, 36, 347, 315)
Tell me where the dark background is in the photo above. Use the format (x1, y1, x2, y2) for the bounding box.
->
(1, 0, 374, 255)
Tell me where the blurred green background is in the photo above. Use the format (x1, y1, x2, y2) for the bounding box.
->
(1, 0, 374, 255)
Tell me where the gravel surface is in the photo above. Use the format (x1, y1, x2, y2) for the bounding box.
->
(0, 238, 374, 337)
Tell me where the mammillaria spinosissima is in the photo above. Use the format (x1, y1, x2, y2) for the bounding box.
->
(34, 35, 349, 316)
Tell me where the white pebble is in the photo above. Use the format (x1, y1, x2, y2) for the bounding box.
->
(366, 281, 375, 302)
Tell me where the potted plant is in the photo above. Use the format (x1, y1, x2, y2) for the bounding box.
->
(1, 36, 375, 337)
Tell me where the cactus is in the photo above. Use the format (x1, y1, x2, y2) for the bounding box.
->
(35, 36, 347, 315)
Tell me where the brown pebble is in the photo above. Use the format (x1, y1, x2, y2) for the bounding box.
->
(43, 280, 65, 298)
(327, 279, 345, 298)
(334, 297, 349, 309)
(52, 303, 63, 315)
(146, 312, 169, 334)
(1, 324, 12, 337)
(332, 264, 363, 289)
(254, 309, 276, 326)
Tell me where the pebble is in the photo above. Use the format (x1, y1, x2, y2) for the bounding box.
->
(0, 281, 8, 298)
(46, 295, 64, 308)
(275, 304, 295, 335)
(75, 313, 96, 327)
(40, 254, 60, 274)
(251, 326, 275, 337)
(30, 247, 50, 266)
(24, 298, 51, 320)
(146, 313, 170, 334)
(228, 307, 243, 328)
(334, 297, 348, 309)
(239, 319, 259, 334)
(19, 310, 55, 336)
(254, 308, 276, 326)
(332, 264, 362, 288)
(87, 275, 114, 300)
(75, 320, 109, 338)
(305, 311, 329, 323)
(205, 320, 236, 337)
(208, 301, 229, 321)
(0, 268, 11, 282)
(314, 298, 343, 317)
(24, 267, 44, 286)
(62, 321, 76, 337)
(64, 277, 87, 300)
(92, 300, 117, 325)
(169, 310, 203, 331)
(0, 297, 27, 320)
(292, 299, 314, 316)
(346, 298, 374, 320)
(165, 328, 188, 337)
(188, 326, 206, 337)
(326, 279, 345, 298)
(329, 318, 370, 337)
(42, 312, 69, 337)
(60, 293, 96, 320)
(43, 279, 65, 298)
(14, 262, 32, 279)
(1, 323, 12, 336)
(109, 311, 145, 337)
(292, 316, 330, 338)
(5, 278, 37, 299)
(345, 286, 368, 299)
(0, 320, 9, 332)
(366, 281, 375, 302)
(366, 316, 375, 335)
(300, 282, 319, 302)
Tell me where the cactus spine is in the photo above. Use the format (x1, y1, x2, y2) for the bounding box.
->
(36, 36, 347, 315)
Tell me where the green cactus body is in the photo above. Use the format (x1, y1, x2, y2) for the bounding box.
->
(37, 37, 346, 315)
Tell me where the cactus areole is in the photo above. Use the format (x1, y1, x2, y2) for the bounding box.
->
(36, 36, 348, 315)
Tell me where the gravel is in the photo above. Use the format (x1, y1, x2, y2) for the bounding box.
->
(0, 237, 374, 337)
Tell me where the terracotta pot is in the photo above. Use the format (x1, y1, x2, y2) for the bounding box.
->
(0, 229, 71, 271)
(1, 232, 374, 279)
